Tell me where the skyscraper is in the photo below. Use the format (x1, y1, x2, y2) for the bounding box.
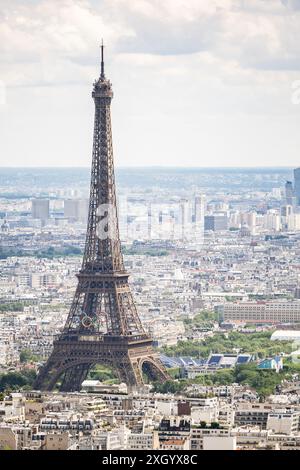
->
(293, 168, 300, 205)
(285, 181, 295, 207)
(194, 194, 205, 243)
(180, 199, 189, 241)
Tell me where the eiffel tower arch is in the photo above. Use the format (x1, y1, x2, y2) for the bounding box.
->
(34, 44, 169, 392)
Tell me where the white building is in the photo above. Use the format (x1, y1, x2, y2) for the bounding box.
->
(191, 427, 236, 450)
(127, 431, 159, 450)
(267, 411, 300, 435)
(263, 210, 281, 232)
(203, 435, 236, 451)
(191, 406, 218, 424)
(64, 199, 88, 222)
(156, 400, 178, 416)
(271, 330, 300, 342)
(221, 301, 300, 323)
(31, 199, 49, 220)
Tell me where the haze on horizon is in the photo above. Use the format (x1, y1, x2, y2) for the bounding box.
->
(1, 0, 300, 168)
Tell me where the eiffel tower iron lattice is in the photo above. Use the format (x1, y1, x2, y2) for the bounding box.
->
(34, 45, 169, 392)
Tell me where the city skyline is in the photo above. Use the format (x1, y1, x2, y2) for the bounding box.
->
(2, 1, 300, 455)
(1, 0, 300, 168)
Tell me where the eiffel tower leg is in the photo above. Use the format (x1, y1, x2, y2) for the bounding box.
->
(112, 353, 169, 388)
(140, 357, 170, 382)
(115, 354, 143, 387)
(35, 358, 92, 392)
(60, 363, 91, 392)
(34, 358, 63, 391)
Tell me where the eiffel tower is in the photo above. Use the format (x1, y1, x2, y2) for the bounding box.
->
(34, 44, 169, 392)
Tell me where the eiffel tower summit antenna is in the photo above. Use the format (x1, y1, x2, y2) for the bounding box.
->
(100, 38, 105, 79)
(34, 45, 169, 392)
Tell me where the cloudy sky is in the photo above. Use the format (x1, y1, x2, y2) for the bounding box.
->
(1, 0, 300, 167)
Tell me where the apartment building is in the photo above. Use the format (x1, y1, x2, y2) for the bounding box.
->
(234, 403, 274, 429)
(267, 411, 300, 435)
(191, 426, 236, 450)
(127, 431, 159, 450)
(220, 301, 300, 323)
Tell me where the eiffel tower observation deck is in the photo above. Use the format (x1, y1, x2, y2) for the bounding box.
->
(34, 44, 169, 392)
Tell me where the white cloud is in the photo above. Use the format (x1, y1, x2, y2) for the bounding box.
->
(0, 0, 300, 167)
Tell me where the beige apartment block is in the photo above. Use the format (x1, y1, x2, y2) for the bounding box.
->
(43, 432, 70, 451)
(0, 427, 17, 450)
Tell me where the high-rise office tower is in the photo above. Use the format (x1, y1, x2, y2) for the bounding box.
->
(281, 205, 293, 217)
(281, 204, 295, 231)
(194, 194, 205, 243)
(285, 181, 294, 206)
(194, 195, 205, 220)
(180, 199, 189, 241)
(294, 168, 300, 205)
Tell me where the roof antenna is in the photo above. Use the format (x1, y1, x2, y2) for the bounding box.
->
(101, 39, 105, 79)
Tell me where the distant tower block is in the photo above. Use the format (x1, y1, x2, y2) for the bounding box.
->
(170, 210, 175, 240)
(31, 199, 49, 221)
(158, 210, 163, 239)
(147, 203, 152, 240)
(1, 219, 9, 233)
(248, 211, 256, 235)
(194, 195, 205, 223)
(64, 199, 89, 222)
(285, 181, 293, 205)
(194, 194, 205, 243)
(294, 168, 300, 205)
(34, 44, 169, 392)
(180, 199, 189, 241)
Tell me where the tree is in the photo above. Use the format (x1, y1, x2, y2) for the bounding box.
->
(20, 349, 39, 363)
(0, 372, 27, 391)
(211, 422, 220, 429)
(152, 380, 186, 394)
(161, 331, 293, 359)
(0, 370, 36, 392)
(211, 369, 234, 385)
